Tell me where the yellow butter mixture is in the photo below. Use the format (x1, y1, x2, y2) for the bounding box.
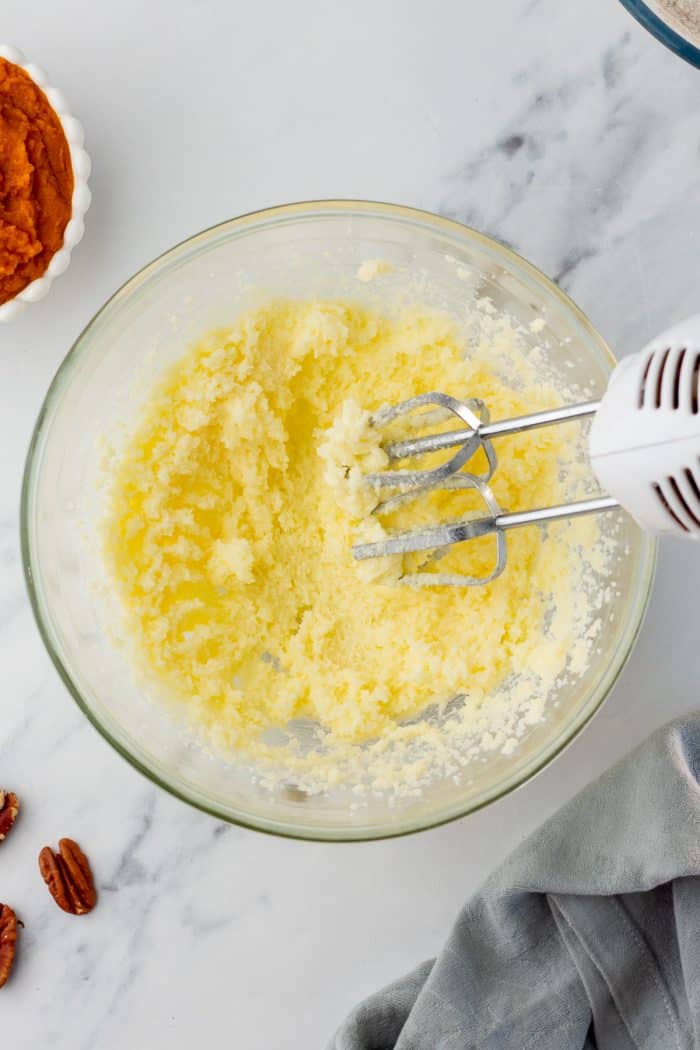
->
(102, 299, 601, 791)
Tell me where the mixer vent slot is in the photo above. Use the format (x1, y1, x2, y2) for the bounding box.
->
(640, 347, 699, 412)
(687, 466, 700, 504)
(669, 476, 700, 528)
(673, 348, 686, 409)
(639, 353, 653, 408)
(652, 482, 689, 532)
(655, 347, 671, 408)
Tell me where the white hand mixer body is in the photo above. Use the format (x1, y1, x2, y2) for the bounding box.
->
(589, 316, 700, 539)
(352, 315, 700, 585)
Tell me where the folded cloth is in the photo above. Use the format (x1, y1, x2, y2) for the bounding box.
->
(329, 715, 700, 1050)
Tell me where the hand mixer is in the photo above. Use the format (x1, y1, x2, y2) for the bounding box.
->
(352, 315, 700, 586)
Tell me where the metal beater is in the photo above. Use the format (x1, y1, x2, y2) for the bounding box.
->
(352, 316, 700, 586)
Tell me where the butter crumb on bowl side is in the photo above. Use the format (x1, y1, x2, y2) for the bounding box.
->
(356, 258, 394, 282)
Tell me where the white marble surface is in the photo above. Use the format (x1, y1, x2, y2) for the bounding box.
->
(1, 1, 699, 1046)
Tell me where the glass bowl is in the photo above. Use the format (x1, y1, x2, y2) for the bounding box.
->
(21, 201, 656, 840)
(618, 0, 700, 67)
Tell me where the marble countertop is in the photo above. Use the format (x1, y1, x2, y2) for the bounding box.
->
(1, 1, 699, 1046)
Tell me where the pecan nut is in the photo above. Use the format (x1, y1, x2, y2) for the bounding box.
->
(0, 790, 19, 843)
(0, 904, 20, 989)
(39, 838, 97, 915)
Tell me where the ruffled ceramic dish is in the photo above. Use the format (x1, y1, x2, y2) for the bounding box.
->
(0, 44, 91, 321)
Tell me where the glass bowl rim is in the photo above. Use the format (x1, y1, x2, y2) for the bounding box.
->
(618, 0, 700, 68)
(20, 199, 657, 841)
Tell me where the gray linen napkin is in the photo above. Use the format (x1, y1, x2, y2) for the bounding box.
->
(329, 715, 700, 1050)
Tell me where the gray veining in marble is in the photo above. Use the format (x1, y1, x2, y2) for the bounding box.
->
(1, 1, 699, 1047)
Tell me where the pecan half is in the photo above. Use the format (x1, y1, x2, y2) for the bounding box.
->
(0, 904, 20, 989)
(0, 790, 19, 843)
(39, 838, 97, 915)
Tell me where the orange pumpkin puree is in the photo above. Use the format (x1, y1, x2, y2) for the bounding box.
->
(0, 57, 74, 305)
